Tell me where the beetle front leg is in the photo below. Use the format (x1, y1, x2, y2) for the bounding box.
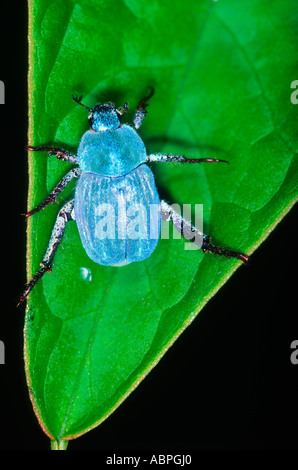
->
(26, 167, 81, 218)
(160, 200, 248, 263)
(18, 199, 75, 306)
(133, 87, 155, 129)
(28, 145, 78, 164)
(148, 153, 228, 164)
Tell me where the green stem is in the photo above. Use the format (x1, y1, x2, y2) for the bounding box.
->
(51, 439, 69, 450)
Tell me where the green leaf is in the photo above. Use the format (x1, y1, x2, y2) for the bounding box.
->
(25, 0, 298, 444)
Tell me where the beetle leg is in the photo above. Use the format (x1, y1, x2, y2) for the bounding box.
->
(17, 199, 75, 306)
(147, 153, 228, 164)
(160, 200, 249, 263)
(28, 145, 78, 164)
(25, 167, 81, 218)
(133, 86, 155, 129)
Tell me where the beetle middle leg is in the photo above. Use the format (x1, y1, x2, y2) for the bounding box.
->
(133, 87, 155, 129)
(18, 199, 75, 306)
(160, 200, 248, 263)
(148, 153, 228, 164)
(25, 167, 81, 218)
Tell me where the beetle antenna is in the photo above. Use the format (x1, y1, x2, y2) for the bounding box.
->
(72, 93, 93, 112)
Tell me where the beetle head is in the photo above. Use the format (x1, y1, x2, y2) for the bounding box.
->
(72, 94, 129, 132)
(89, 103, 123, 131)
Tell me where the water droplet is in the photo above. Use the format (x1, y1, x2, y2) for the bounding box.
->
(80, 267, 92, 283)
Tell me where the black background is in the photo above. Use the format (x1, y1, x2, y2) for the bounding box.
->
(1, 2, 297, 451)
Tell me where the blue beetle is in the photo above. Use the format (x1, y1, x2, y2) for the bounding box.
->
(19, 89, 248, 305)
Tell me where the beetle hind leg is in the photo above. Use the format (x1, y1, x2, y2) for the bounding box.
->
(18, 199, 75, 306)
(160, 200, 248, 263)
(201, 234, 249, 263)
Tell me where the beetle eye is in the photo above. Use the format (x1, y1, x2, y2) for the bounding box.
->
(88, 112, 94, 126)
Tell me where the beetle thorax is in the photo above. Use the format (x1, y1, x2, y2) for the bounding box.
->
(77, 124, 147, 177)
